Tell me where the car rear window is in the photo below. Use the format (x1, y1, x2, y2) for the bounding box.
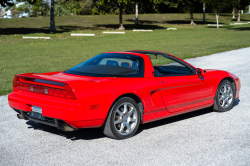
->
(64, 53, 144, 77)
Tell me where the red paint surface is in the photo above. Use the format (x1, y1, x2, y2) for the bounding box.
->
(8, 51, 241, 128)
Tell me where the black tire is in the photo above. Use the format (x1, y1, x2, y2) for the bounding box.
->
(102, 97, 141, 139)
(213, 79, 235, 112)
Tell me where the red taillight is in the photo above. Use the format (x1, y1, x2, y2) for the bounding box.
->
(14, 77, 76, 100)
(13, 76, 19, 88)
(47, 86, 76, 99)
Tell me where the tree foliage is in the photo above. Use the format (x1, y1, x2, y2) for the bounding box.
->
(164, 0, 201, 24)
(231, 0, 250, 21)
(203, 0, 233, 28)
(0, 0, 14, 7)
(203, 0, 232, 13)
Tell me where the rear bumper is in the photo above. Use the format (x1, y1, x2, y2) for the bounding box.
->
(8, 92, 104, 128)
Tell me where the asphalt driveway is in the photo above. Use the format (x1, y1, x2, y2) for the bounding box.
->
(1, 47, 250, 166)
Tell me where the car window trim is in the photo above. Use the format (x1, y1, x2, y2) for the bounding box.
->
(126, 50, 196, 75)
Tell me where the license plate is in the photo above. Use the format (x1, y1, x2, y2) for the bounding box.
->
(30, 106, 44, 120)
(32, 106, 42, 113)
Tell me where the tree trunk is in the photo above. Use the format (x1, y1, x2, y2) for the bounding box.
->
(118, 0, 125, 30)
(232, 7, 235, 19)
(50, 0, 56, 32)
(237, 10, 240, 22)
(135, 2, 138, 25)
(190, 4, 196, 25)
(203, 3, 205, 22)
(216, 13, 219, 29)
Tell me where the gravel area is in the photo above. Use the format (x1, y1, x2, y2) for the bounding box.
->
(1, 47, 250, 166)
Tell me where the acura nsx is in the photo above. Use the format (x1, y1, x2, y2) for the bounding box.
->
(8, 50, 241, 139)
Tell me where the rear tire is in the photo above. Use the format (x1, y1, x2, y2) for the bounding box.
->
(213, 80, 235, 112)
(102, 97, 140, 139)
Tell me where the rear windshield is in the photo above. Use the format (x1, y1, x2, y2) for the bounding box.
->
(64, 53, 144, 77)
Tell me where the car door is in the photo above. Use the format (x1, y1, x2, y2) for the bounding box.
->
(156, 74, 213, 113)
(153, 56, 214, 113)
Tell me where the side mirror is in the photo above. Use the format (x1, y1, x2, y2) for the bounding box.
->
(196, 68, 204, 76)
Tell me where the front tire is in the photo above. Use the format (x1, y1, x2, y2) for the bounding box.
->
(213, 80, 235, 112)
(102, 97, 140, 139)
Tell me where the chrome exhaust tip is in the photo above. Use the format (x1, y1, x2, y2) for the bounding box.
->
(17, 114, 24, 119)
(55, 119, 77, 132)
(60, 123, 77, 132)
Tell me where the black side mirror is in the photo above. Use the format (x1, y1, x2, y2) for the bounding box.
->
(196, 68, 204, 76)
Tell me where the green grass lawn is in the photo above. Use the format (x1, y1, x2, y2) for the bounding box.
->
(0, 13, 250, 95)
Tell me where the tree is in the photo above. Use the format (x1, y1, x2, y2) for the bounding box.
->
(99, 0, 130, 30)
(167, 0, 201, 25)
(133, 0, 163, 25)
(0, 0, 14, 7)
(98, 0, 176, 29)
(232, 0, 250, 21)
(16, 2, 32, 16)
(232, 6, 235, 18)
(17, 0, 71, 32)
(203, 2, 205, 22)
(203, 0, 233, 28)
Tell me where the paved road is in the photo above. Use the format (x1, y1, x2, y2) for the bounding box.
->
(1, 48, 250, 166)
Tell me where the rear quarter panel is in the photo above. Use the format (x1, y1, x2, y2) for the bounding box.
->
(70, 77, 162, 121)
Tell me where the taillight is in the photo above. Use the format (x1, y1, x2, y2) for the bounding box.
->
(13, 76, 19, 88)
(46, 85, 76, 99)
(13, 77, 76, 100)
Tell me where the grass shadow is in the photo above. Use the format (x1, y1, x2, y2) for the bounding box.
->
(125, 19, 162, 24)
(165, 20, 224, 25)
(0, 26, 108, 35)
(93, 23, 165, 30)
(224, 26, 250, 31)
(0, 23, 165, 35)
(230, 18, 250, 21)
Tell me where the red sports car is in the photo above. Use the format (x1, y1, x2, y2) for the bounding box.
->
(8, 50, 241, 139)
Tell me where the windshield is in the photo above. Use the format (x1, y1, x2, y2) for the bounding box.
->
(64, 53, 144, 77)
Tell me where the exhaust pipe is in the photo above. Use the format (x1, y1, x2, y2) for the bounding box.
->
(62, 124, 76, 132)
(56, 119, 78, 132)
(57, 121, 77, 132)
(17, 114, 24, 119)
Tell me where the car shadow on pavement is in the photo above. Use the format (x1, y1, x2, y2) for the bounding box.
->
(26, 100, 240, 140)
(135, 107, 213, 135)
(26, 121, 106, 140)
(231, 98, 240, 109)
(26, 107, 217, 140)
(136, 99, 241, 135)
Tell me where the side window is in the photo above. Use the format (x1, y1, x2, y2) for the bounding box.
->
(147, 54, 193, 77)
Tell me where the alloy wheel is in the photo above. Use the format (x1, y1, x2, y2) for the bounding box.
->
(113, 102, 138, 136)
(219, 84, 233, 109)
